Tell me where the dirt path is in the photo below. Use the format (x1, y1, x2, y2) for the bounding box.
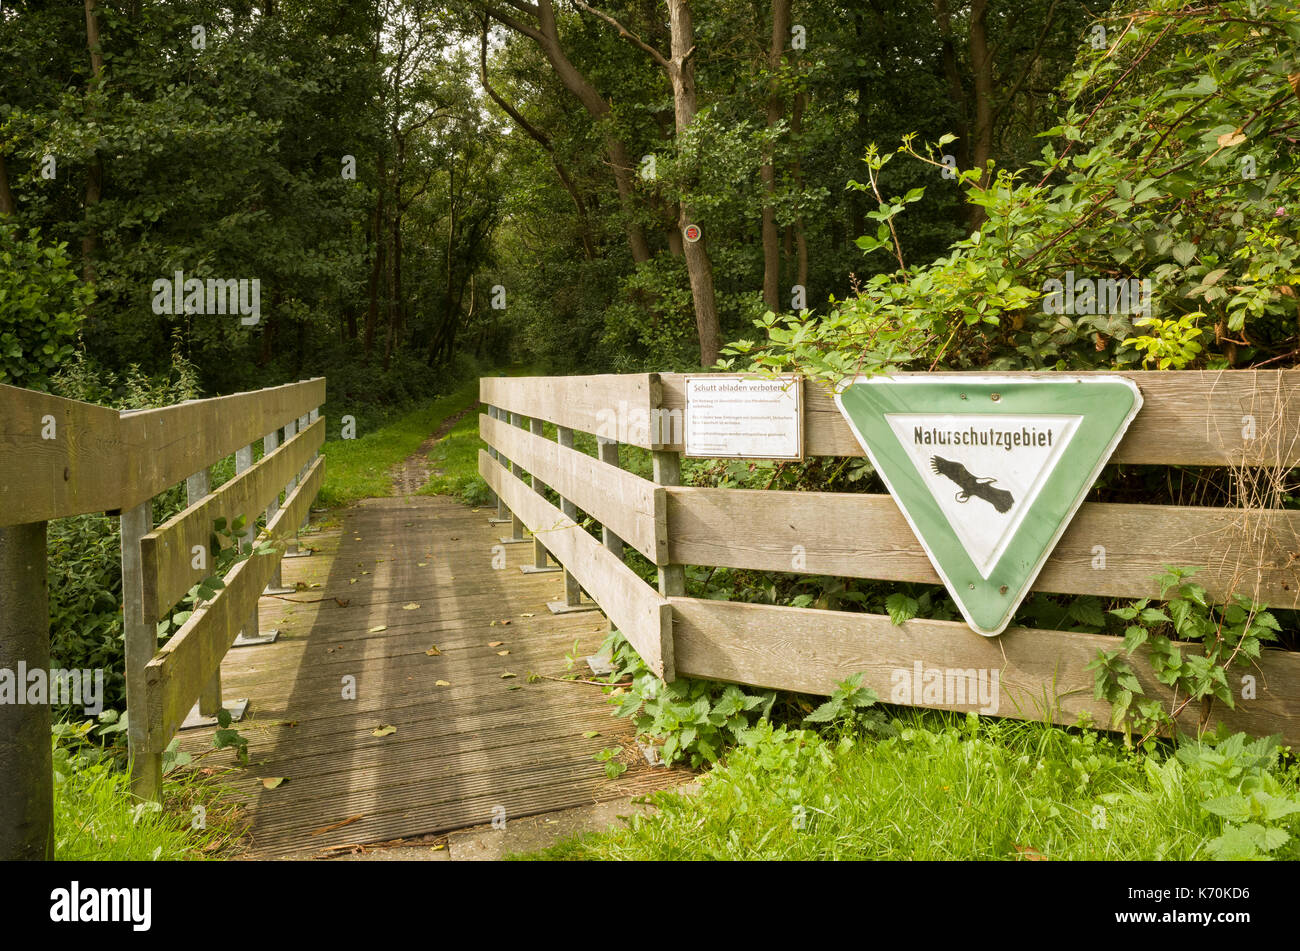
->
(390, 401, 479, 496)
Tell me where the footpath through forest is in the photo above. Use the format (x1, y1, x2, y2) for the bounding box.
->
(179, 414, 690, 858)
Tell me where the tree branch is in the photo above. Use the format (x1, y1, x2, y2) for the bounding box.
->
(483, 4, 545, 44)
(571, 0, 670, 70)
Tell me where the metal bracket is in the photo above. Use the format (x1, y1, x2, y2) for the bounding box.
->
(179, 698, 249, 730)
(233, 628, 280, 647)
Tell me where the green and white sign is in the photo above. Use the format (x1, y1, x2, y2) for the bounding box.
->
(835, 375, 1143, 637)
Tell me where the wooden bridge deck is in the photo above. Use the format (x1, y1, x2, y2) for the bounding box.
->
(177, 493, 689, 858)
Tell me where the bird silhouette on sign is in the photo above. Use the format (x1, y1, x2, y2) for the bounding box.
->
(930, 456, 1014, 514)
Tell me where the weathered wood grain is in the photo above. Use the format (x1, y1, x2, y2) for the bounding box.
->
(479, 412, 665, 563)
(479, 449, 674, 679)
(657, 370, 1300, 465)
(0, 385, 124, 524)
(118, 377, 324, 509)
(667, 487, 1300, 608)
(139, 418, 324, 620)
(142, 457, 324, 752)
(480, 374, 661, 447)
(671, 597, 1300, 746)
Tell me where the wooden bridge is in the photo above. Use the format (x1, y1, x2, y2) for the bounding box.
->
(0, 377, 687, 860)
(5, 368, 1300, 860)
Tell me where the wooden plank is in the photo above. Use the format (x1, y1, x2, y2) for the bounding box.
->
(479, 412, 664, 563)
(666, 487, 1300, 608)
(479, 449, 674, 679)
(118, 377, 324, 509)
(0, 385, 124, 524)
(139, 418, 324, 620)
(480, 374, 660, 448)
(670, 597, 1300, 746)
(142, 457, 324, 752)
(657, 370, 1300, 465)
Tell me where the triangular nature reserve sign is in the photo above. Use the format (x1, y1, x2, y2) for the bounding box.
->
(834, 375, 1143, 637)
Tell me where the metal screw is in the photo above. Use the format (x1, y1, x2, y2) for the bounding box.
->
(991, 393, 1001, 402)
(960, 393, 967, 400)
(999, 585, 1008, 595)
(968, 583, 975, 590)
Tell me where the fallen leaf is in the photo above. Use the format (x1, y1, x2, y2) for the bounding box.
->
(310, 583, 322, 588)
(435, 680, 451, 687)
(425, 646, 442, 656)
(368, 625, 387, 633)
(417, 562, 427, 567)
(262, 777, 286, 789)
(500, 619, 512, 626)
(506, 685, 521, 691)
(372, 725, 397, 737)
(1217, 129, 1246, 148)
(520, 613, 535, 618)
(403, 602, 420, 610)
(362, 571, 370, 575)
(496, 650, 510, 656)
(349, 578, 357, 584)
(334, 598, 350, 607)
(582, 731, 600, 739)
(501, 672, 516, 679)
(489, 641, 504, 647)
(1014, 845, 1047, 861)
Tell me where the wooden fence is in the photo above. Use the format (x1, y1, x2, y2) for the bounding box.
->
(479, 371, 1300, 745)
(0, 378, 325, 825)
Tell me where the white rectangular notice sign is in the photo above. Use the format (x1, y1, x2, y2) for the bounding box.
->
(683, 375, 803, 460)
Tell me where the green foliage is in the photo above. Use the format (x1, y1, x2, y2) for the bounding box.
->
(0, 224, 91, 389)
(1177, 730, 1300, 860)
(1087, 567, 1281, 743)
(600, 629, 775, 768)
(519, 712, 1300, 861)
(801, 673, 883, 734)
(1123, 313, 1205, 369)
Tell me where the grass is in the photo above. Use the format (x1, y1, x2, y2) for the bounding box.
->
(52, 723, 242, 860)
(420, 408, 493, 504)
(516, 713, 1300, 861)
(317, 378, 483, 507)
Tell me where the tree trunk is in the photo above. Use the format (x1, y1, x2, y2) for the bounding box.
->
(364, 153, 386, 358)
(760, 0, 790, 313)
(667, 0, 720, 366)
(968, 0, 994, 226)
(532, 0, 651, 263)
(934, 0, 972, 171)
(82, 0, 105, 286)
(791, 91, 809, 295)
(0, 153, 15, 215)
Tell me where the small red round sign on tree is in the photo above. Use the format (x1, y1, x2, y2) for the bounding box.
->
(683, 223, 701, 243)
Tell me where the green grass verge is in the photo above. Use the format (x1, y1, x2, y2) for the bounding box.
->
(420, 408, 492, 505)
(317, 379, 483, 507)
(53, 723, 241, 860)
(515, 714, 1300, 861)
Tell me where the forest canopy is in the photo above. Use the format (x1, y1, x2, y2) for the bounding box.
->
(0, 0, 1297, 405)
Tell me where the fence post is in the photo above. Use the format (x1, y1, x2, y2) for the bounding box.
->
(652, 450, 687, 597)
(0, 520, 54, 859)
(486, 405, 510, 525)
(596, 436, 625, 559)
(283, 418, 308, 558)
(232, 443, 277, 647)
(522, 416, 560, 573)
(547, 426, 599, 615)
(121, 500, 162, 801)
(262, 428, 294, 594)
(498, 411, 530, 545)
(184, 467, 224, 715)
